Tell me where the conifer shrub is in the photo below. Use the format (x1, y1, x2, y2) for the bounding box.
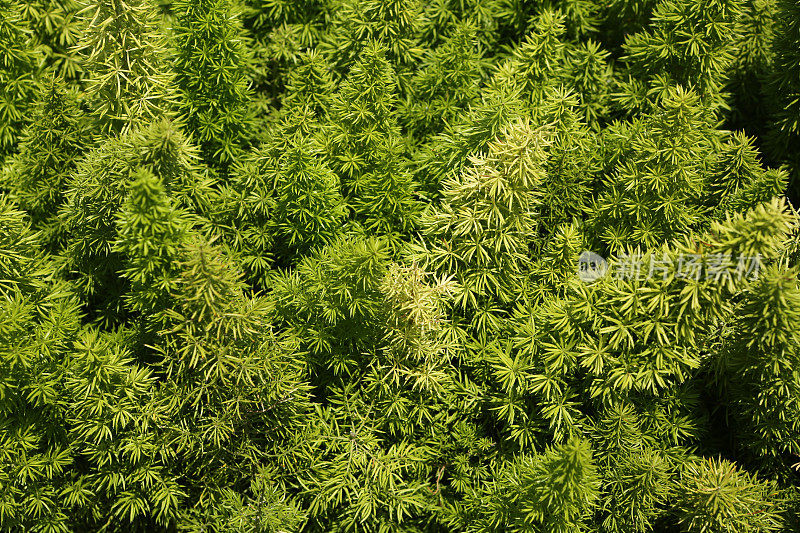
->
(1, 1, 800, 531)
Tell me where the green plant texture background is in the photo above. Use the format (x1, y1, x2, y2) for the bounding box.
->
(1, 0, 800, 531)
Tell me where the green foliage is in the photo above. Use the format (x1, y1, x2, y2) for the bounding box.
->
(418, 0, 501, 49)
(473, 438, 600, 532)
(64, 329, 180, 529)
(19, 0, 83, 78)
(268, 136, 347, 258)
(58, 118, 205, 325)
(192, 471, 305, 532)
(765, 0, 800, 191)
(324, 40, 400, 193)
(2, 1, 800, 531)
(401, 22, 486, 139)
(272, 235, 390, 374)
(281, 49, 335, 117)
(674, 457, 785, 532)
(0, 0, 40, 156)
(412, 77, 526, 195)
(172, 0, 254, 167)
(727, 0, 775, 134)
(244, 0, 331, 55)
(590, 87, 721, 252)
(617, 0, 745, 113)
(152, 239, 312, 502)
(0, 195, 48, 299)
(113, 167, 189, 320)
(74, 0, 175, 133)
(598, 0, 659, 45)
(591, 403, 677, 533)
(716, 262, 800, 466)
(214, 121, 346, 282)
(413, 118, 549, 318)
(324, 41, 420, 247)
(241, 0, 331, 110)
(536, 89, 599, 227)
(495, 9, 612, 124)
(3, 77, 87, 245)
(322, 0, 424, 75)
(707, 131, 788, 216)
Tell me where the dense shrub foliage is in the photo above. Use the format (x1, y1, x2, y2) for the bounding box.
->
(1, 0, 800, 531)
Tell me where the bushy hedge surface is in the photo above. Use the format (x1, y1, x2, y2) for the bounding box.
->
(1, 0, 800, 531)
